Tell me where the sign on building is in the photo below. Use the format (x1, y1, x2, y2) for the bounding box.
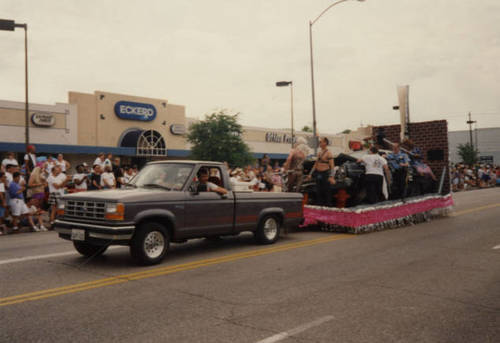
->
(114, 101, 157, 122)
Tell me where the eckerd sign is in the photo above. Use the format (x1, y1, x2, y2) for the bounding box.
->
(114, 101, 157, 121)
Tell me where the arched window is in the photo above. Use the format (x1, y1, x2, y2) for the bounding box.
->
(137, 130, 166, 156)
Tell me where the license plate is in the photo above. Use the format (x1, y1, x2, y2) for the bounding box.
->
(71, 229, 85, 241)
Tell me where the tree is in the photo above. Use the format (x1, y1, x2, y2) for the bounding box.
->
(187, 109, 254, 167)
(457, 142, 478, 165)
(301, 125, 312, 132)
(342, 129, 352, 134)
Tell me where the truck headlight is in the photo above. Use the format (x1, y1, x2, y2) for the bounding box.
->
(105, 202, 125, 221)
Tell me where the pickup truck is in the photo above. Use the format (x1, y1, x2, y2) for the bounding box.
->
(54, 161, 304, 265)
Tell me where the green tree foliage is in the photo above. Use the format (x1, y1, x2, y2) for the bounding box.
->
(342, 129, 352, 134)
(457, 142, 478, 165)
(301, 125, 312, 132)
(187, 110, 254, 167)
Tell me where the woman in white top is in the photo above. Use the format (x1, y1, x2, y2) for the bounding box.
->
(101, 165, 116, 189)
(56, 154, 70, 173)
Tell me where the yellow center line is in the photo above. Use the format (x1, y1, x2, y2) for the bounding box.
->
(450, 203, 500, 217)
(2, 201, 497, 307)
(0, 234, 353, 307)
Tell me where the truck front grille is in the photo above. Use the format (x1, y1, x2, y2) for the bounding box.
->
(65, 200, 106, 220)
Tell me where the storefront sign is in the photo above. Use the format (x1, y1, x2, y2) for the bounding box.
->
(31, 113, 55, 127)
(114, 101, 157, 121)
(265, 132, 295, 144)
(479, 155, 494, 164)
(170, 124, 186, 135)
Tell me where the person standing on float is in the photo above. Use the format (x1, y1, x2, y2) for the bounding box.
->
(307, 137, 335, 206)
(283, 136, 309, 192)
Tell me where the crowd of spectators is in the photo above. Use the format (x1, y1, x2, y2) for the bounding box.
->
(450, 163, 499, 192)
(0, 148, 138, 235)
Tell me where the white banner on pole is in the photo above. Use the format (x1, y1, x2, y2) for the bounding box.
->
(397, 85, 410, 142)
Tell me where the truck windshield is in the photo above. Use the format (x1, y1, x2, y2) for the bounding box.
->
(129, 164, 193, 191)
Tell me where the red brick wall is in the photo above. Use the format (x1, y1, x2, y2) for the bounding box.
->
(373, 120, 450, 194)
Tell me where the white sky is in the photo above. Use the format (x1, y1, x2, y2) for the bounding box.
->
(1, 0, 499, 133)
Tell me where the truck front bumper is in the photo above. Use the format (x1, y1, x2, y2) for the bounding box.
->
(54, 219, 135, 245)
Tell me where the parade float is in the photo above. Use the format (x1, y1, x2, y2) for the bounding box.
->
(300, 86, 453, 234)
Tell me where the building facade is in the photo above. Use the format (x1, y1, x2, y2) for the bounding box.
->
(0, 90, 373, 171)
(448, 127, 500, 164)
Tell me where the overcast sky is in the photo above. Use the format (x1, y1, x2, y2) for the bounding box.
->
(1, 0, 499, 133)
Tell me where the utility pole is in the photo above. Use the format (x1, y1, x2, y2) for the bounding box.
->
(466, 112, 476, 149)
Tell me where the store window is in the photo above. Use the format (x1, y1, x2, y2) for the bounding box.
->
(137, 129, 166, 156)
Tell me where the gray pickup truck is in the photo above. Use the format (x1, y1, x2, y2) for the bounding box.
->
(54, 161, 304, 265)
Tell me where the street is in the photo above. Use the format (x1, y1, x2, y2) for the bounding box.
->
(0, 188, 499, 343)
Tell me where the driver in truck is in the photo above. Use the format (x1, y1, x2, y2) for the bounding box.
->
(198, 168, 228, 195)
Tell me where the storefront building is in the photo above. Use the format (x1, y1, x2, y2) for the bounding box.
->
(0, 90, 372, 171)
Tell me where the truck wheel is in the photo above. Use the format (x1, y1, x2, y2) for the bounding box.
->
(130, 222, 169, 265)
(73, 241, 108, 257)
(255, 215, 281, 244)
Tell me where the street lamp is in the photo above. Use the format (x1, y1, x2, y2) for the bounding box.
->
(0, 19, 29, 148)
(275, 81, 294, 148)
(309, 0, 365, 154)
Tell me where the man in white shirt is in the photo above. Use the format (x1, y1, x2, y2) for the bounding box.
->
(358, 146, 391, 204)
(45, 155, 56, 175)
(24, 145, 37, 175)
(2, 152, 18, 172)
(47, 166, 69, 224)
(72, 165, 88, 191)
(94, 152, 106, 169)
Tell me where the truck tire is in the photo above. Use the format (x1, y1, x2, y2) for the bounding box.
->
(255, 215, 281, 244)
(130, 222, 170, 265)
(73, 241, 108, 258)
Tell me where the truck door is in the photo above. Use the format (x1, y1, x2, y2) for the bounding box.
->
(183, 166, 235, 236)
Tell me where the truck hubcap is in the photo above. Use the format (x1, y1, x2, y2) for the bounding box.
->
(263, 218, 278, 240)
(144, 231, 165, 259)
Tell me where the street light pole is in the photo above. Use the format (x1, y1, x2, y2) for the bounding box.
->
(0, 19, 29, 149)
(276, 81, 295, 148)
(308, 0, 365, 155)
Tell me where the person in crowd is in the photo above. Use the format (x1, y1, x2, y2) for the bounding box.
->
(8, 172, 27, 231)
(112, 157, 124, 188)
(24, 145, 37, 176)
(104, 153, 113, 170)
(0, 172, 7, 235)
(386, 142, 410, 199)
(197, 168, 227, 195)
(94, 152, 106, 170)
(47, 166, 68, 225)
(45, 155, 56, 175)
(2, 152, 18, 172)
(283, 136, 309, 192)
(55, 153, 70, 173)
(307, 137, 335, 206)
(132, 165, 139, 177)
(123, 166, 135, 185)
(28, 165, 47, 207)
(88, 164, 103, 191)
(5, 164, 16, 186)
(72, 165, 88, 192)
(260, 154, 271, 170)
(101, 165, 116, 189)
(357, 146, 391, 204)
(263, 165, 275, 191)
(20, 197, 48, 232)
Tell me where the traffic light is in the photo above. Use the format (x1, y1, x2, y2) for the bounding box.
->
(0, 19, 15, 31)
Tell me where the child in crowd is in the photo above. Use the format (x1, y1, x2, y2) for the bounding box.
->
(20, 198, 48, 232)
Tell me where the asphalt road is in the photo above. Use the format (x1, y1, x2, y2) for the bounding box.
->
(0, 188, 499, 343)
